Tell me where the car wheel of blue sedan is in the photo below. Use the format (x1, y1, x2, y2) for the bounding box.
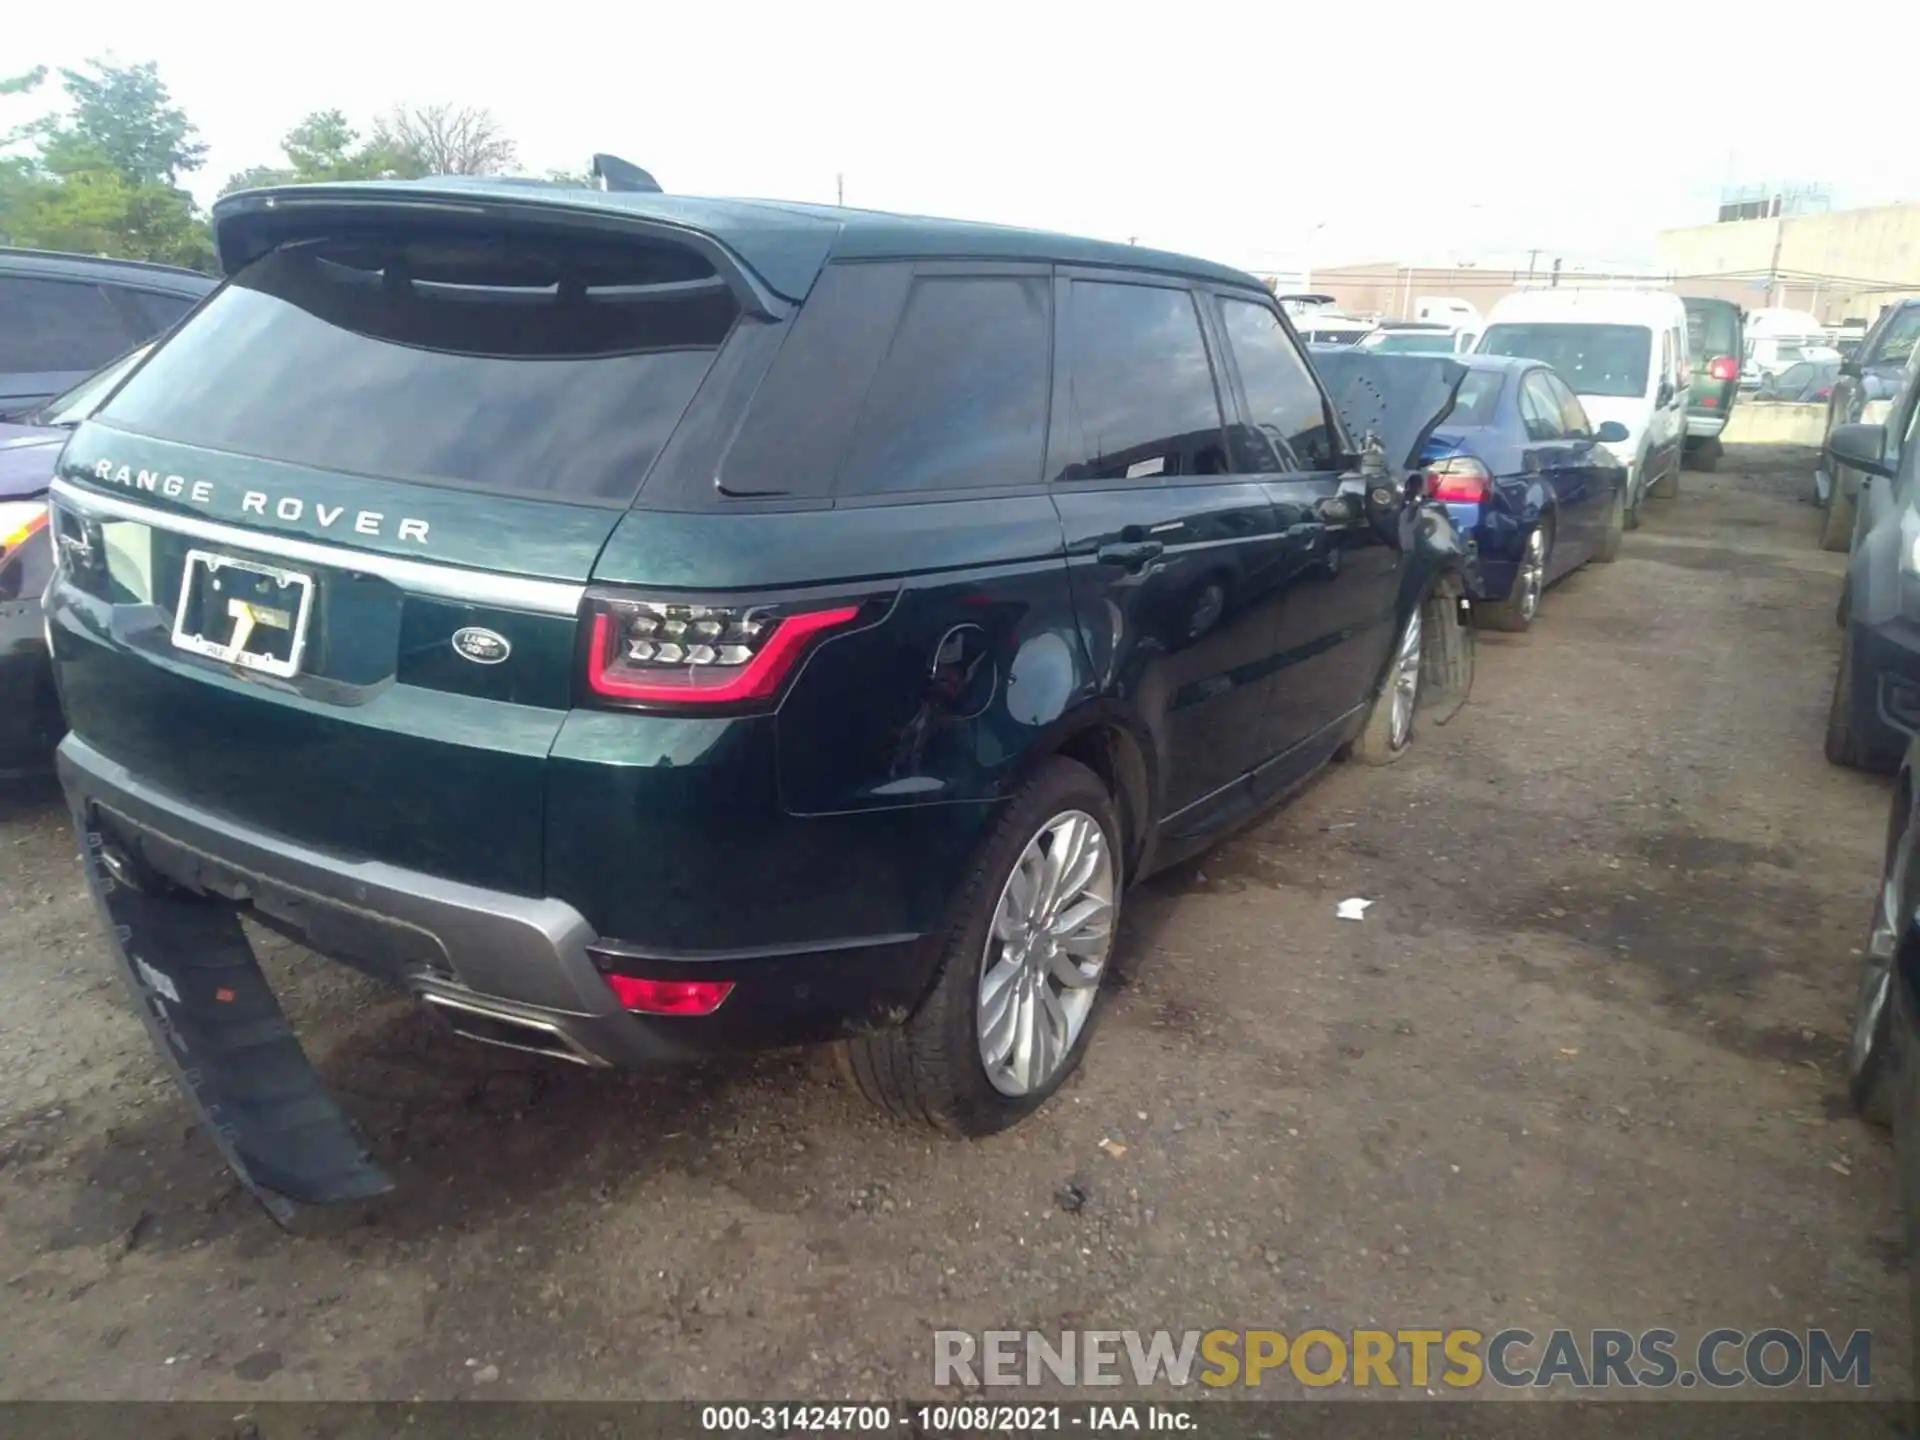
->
(1475, 526, 1549, 633)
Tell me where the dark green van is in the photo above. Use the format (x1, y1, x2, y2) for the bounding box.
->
(1681, 297, 1744, 471)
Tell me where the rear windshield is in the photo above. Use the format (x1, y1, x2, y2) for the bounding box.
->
(98, 230, 738, 502)
(1478, 323, 1651, 399)
(1684, 302, 1740, 369)
(1438, 368, 1504, 427)
(1362, 329, 1454, 354)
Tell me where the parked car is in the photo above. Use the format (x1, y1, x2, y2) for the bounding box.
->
(0, 345, 152, 778)
(1359, 321, 1478, 355)
(44, 174, 1478, 1214)
(1679, 296, 1743, 471)
(1476, 289, 1690, 528)
(1756, 358, 1843, 402)
(1844, 733, 1920, 1130)
(1317, 354, 1627, 631)
(0, 248, 213, 419)
(1824, 356, 1920, 770)
(1816, 298, 1920, 551)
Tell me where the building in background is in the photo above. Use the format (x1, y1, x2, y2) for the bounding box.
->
(1657, 195, 1920, 325)
(1289, 252, 1671, 324)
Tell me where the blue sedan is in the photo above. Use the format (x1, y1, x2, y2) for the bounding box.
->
(1417, 355, 1631, 631)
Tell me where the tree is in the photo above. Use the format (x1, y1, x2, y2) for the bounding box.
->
(218, 108, 413, 196)
(371, 103, 517, 176)
(0, 58, 211, 267)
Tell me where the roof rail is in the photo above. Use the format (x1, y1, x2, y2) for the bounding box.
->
(591, 154, 662, 194)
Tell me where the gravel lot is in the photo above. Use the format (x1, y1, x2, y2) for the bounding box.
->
(0, 444, 1907, 1402)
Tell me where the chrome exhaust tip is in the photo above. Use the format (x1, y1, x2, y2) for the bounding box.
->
(418, 992, 607, 1068)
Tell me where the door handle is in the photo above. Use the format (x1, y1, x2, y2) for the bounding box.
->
(1097, 540, 1164, 571)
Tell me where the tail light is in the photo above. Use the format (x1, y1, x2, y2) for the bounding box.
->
(1706, 356, 1739, 383)
(1423, 455, 1491, 504)
(582, 592, 868, 709)
(1816, 385, 1834, 402)
(603, 974, 734, 1016)
(0, 501, 47, 564)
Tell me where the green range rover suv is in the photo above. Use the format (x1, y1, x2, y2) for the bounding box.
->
(45, 174, 1475, 1217)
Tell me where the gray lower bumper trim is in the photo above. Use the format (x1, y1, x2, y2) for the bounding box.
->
(57, 735, 616, 1020)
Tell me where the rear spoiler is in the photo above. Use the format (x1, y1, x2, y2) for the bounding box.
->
(1307, 351, 1469, 476)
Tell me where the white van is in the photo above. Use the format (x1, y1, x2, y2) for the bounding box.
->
(1475, 289, 1691, 523)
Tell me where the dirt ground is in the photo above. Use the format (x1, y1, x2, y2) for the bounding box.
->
(0, 444, 1908, 1402)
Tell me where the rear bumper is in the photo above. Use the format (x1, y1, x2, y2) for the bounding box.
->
(0, 597, 59, 777)
(1685, 414, 1728, 440)
(1442, 501, 1519, 601)
(58, 734, 935, 1067)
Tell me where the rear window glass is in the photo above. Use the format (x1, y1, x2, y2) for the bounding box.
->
(1478, 323, 1651, 399)
(1684, 302, 1739, 368)
(836, 275, 1050, 496)
(99, 231, 738, 502)
(1362, 329, 1454, 354)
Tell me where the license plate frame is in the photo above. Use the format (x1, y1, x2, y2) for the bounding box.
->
(169, 549, 316, 678)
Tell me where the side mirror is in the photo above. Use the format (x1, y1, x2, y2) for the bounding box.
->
(1594, 420, 1630, 444)
(1840, 359, 1862, 380)
(1827, 421, 1894, 478)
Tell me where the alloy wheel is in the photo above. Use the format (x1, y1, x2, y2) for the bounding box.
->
(1517, 528, 1547, 623)
(977, 809, 1117, 1096)
(1850, 827, 1910, 1084)
(1387, 606, 1424, 750)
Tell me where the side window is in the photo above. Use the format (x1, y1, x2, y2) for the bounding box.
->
(1061, 280, 1225, 481)
(1875, 306, 1920, 367)
(836, 274, 1050, 497)
(1543, 372, 1591, 438)
(126, 289, 198, 336)
(0, 275, 139, 373)
(1216, 296, 1335, 472)
(1519, 372, 1564, 440)
(1894, 382, 1920, 496)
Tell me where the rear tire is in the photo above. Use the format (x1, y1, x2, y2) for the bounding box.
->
(1820, 476, 1857, 553)
(1689, 440, 1721, 473)
(1826, 638, 1860, 769)
(1594, 487, 1624, 563)
(1475, 524, 1549, 632)
(841, 757, 1121, 1136)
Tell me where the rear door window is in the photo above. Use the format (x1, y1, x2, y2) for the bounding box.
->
(1215, 297, 1335, 471)
(1685, 302, 1739, 369)
(835, 274, 1050, 497)
(97, 231, 739, 503)
(0, 275, 140, 373)
(1059, 280, 1226, 481)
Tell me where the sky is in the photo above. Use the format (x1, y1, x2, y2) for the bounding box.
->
(11, 0, 1920, 277)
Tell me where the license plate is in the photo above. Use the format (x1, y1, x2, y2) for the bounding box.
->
(170, 549, 315, 678)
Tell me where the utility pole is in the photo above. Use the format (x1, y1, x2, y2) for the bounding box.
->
(836, 173, 844, 207)
(1527, 249, 1540, 283)
(1550, 257, 1562, 289)
(1767, 213, 1787, 308)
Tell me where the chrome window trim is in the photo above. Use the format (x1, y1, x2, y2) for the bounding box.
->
(49, 478, 586, 616)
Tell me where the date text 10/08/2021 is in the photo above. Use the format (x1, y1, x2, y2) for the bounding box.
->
(701, 1405, 1191, 1432)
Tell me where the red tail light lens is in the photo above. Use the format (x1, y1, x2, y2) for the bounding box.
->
(1707, 355, 1739, 383)
(584, 596, 863, 707)
(604, 974, 734, 1015)
(1816, 385, 1834, 401)
(1424, 456, 1492, 504)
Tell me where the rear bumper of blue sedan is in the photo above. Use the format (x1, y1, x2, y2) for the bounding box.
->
(1443, 502, 1524, 602)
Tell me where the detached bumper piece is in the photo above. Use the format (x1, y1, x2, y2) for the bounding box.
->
(72, 817, 391, 1224)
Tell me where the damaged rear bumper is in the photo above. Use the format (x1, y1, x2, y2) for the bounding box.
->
(58, 735, 927, 1215)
